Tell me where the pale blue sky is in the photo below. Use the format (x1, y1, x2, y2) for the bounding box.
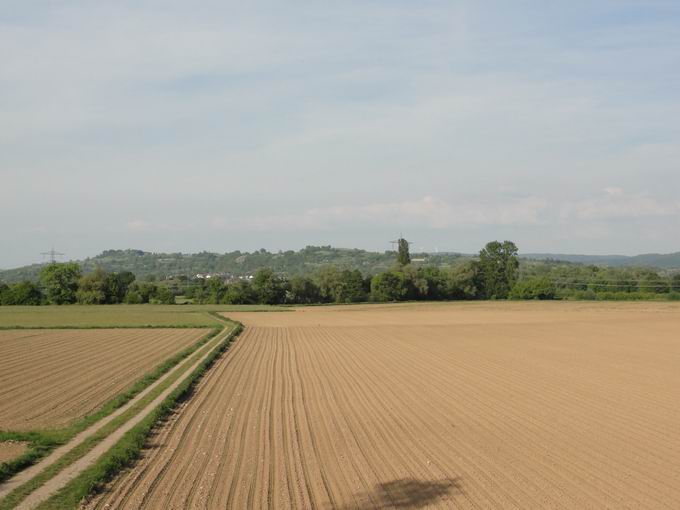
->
(1, 1, 679, 268)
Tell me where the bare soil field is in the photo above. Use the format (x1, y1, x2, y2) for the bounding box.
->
(86, 302, 680, 509)
(0, 441, 28, 464)
(0, 328, 207, 431)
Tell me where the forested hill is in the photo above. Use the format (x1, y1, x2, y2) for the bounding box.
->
(523, 252, 680, 269)
(0, 247, 467, 283)
(4, 247, 680, 284)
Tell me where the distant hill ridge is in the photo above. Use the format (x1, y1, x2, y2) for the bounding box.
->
(2, 247, 679, 283)
(523, 252, 680, 268)
(0, 247, 465, 283)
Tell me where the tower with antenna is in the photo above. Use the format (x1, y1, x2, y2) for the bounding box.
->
(389, 233, 413, 250)
(41, 247, 65, 264)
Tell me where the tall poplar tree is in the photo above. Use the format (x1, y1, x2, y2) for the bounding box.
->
(397, 237, 411, 266)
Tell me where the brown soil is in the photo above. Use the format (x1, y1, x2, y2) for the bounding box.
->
(10, 325, 234, 510)
(0, 441, 28, 464)
(0, 328, 206, 431)
(85, 302, 680, 509)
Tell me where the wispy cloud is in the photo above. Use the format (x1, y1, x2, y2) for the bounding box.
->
(561, 188, 680, 220)
(126, 220, 151, 232)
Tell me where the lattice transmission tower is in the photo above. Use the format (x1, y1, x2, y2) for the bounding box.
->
(41, 247, 65, 264)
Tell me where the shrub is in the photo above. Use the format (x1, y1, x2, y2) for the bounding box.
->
(123, 291, 143, 304)
(221, 281, 257, 304)
(150, 286, 175, 305)
(510, 277, 556, 300)
(446, 262, 480, 299)
(671, 274, 680, 293)
(0, 281, 43, 305)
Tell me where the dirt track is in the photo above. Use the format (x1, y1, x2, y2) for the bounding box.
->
(0, 328, 206, 431)
(86, 303, 680, 509)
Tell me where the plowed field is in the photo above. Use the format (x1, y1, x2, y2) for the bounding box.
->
(0, 328, 207, 431)
(86, 303, 680, 509)
(0, 441, 28, 464)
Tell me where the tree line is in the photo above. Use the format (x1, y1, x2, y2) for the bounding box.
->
(187, 240, 680, 304)
(2, 240, 679, 306)
(190, 241, 522, 304)
(519, 260, 680, 300)
(0, 263, 174, 305)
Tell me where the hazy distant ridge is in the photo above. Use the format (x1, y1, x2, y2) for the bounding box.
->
(0, 248, 465, 283)
(2, 248, 680, 284)
(523, 252, 680, 268)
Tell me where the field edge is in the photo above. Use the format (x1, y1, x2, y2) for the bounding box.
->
(0, 326, 221, 484)
(38, 320, 244, 510)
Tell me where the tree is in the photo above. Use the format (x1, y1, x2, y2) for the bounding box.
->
(107, 271, 136, 303)
(335, 270, 367, 303)
(371, 271, 408, 302)
(446, 262, 480, 299)
(397, 237, 411, 266)
(39, 262, 81, 304)
(205, 278, 228, 303)
(477, 241, 519, 299)
(637, 271, 669, 294)
(610, 271, 638, 293)
(315, 266, 342, 303)
(401, 265, 430, 300)
(252, 268, 287, 305)
(288, 276, 321, 304)
(222, 281, 257, 304)
(135, 282, 157, 303)
(671, 273, 680, 293)
(124, 281, 162, 304)
(315, 267, 366, 303)
(76, 267, 109, 304)
(416, 267, 447, 300)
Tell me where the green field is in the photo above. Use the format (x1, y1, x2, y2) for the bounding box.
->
(0, 304, 281, 328)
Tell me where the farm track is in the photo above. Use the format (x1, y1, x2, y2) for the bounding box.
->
(85, 303, 680, 509)
(0, 329, 206, 431)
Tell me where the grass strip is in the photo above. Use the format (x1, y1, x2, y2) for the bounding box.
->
(0, 326, 221, 483)
(35, 322, 243, 509)
(0, 323, 238, 509)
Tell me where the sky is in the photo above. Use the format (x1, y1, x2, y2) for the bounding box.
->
(1, 1, 680, 268)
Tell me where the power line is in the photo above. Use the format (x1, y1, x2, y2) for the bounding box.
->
(550, 280, 670, 288)
(546, 277, 674, 283)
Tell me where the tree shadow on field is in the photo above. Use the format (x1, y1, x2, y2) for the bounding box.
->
(333, 477, 462, 509)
